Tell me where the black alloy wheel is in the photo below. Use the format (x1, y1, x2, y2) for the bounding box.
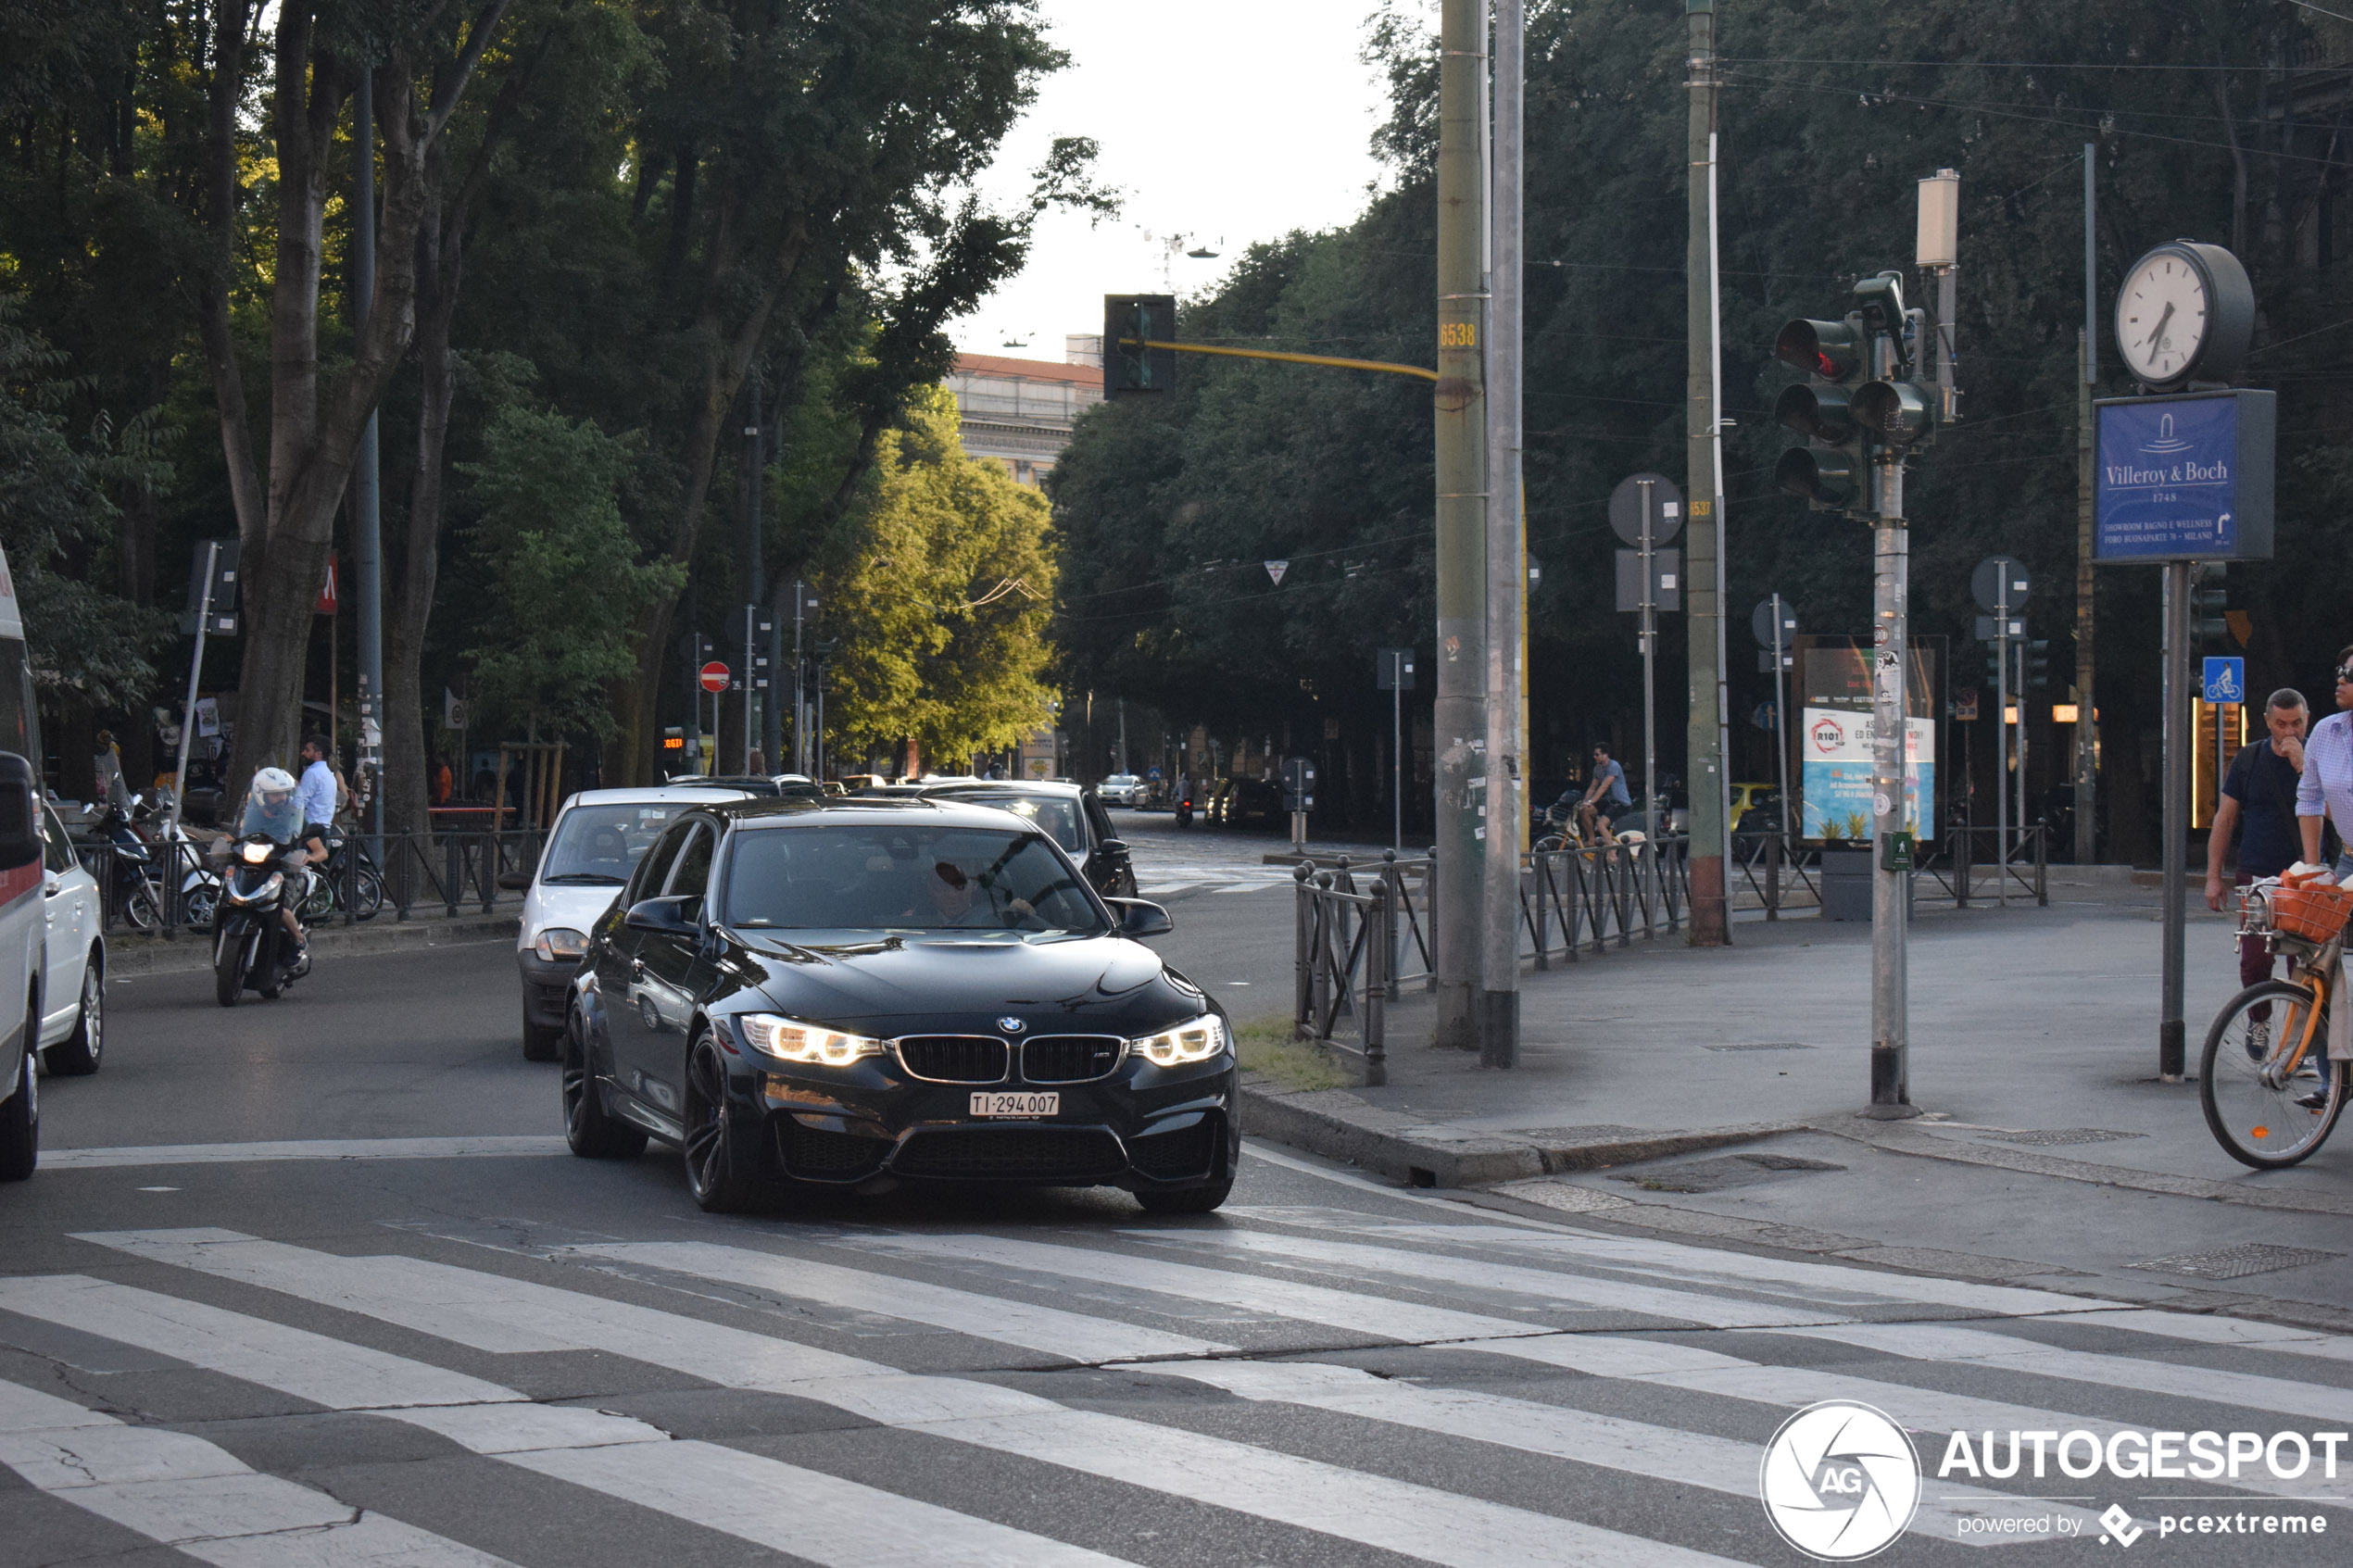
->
(44, 958, 102, 1076)
(0, 1018, 37, 1181)
(682, 1032, 772, 1213)
(562, 1005, 645, 1160)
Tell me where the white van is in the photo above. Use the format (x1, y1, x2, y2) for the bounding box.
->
(0, 547, 55, 1179)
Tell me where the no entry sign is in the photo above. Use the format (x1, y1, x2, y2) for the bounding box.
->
(698, 660, 730, 693)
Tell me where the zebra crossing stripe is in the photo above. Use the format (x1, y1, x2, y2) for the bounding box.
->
(2059, 1308, 2353, 1367)
(78, 1229, 1761, 1568)
(1220, 1209, 2119, 1318)
(0, 1377, 520, 1568)
(0, 1277, 1139, 1568)
(1122, 1356, 2109, 1547)
(1786, 1322, 2353, 1427)
(564, 1239, 1235, 1361)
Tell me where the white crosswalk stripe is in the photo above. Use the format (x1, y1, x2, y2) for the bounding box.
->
(0, 1376, 519, 1568)
(1, 1211, 2343, 1567)
(72, 1229, 1760, 1568)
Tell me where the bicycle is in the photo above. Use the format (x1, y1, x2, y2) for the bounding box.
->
(2200, 876, 2352, 1168)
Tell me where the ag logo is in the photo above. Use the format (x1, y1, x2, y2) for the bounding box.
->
(1758, 1400, 1920, 1561)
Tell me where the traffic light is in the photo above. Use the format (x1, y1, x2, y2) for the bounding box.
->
(1985, 643, 2007, 685)
(2190, 563, 2232, 653)
(2026, 639, 2051, 688)
(1772, 314, 1868, 511)
(1848, 273, 1937, 450)
(1102, 294, 1176, 398)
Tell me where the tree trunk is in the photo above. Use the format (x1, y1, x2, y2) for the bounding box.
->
(385, 235, 460, 839)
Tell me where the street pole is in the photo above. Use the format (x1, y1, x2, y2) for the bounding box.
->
(1392, 651, 1404, 851)
(2160, 560, 2189, 1080)
(2016, 638, 2029, 876)
(1769, 593, 1789, 858)
(169, 543, 219, 839)
(742, 604, 755, 773)
(1479, 0, 1524, 1068)
(792, 578, 807, 775)
(746, 379, 765, 771)
(1995, 578, 2009, 907)
(1684, 0, 1729, 946)
(1868, 435, 1915, 1116)
(1432, 0, 1489, 1048)
(2075, 154, 2099, 871)
(352, 71, 384, 847)
(1708, 130, 1733, 909)
(1640, 480, 1658, 842)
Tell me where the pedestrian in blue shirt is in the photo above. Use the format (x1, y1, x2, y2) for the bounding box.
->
(2207, 689, 2309, 1018)
(296, 735, 339, 830)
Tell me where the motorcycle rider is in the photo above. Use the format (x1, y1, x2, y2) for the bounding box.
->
(215, 768, 328, 961)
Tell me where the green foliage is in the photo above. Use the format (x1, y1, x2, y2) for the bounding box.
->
(456, 405, 685, 740)
(818, 387, 1056, 764)
(0, 299, 170, 706)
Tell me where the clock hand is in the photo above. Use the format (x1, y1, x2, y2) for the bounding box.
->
(2145, 301, 2176, 351)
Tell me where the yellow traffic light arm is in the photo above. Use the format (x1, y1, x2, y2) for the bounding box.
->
(1125, 338, 1439, 383)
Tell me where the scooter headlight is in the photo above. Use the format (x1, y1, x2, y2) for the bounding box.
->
(239, 841, 271, 865)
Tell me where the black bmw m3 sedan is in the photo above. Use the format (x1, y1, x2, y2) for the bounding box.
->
(561, 797, 1238, 1213)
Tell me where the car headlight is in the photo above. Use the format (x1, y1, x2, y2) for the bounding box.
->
(1129, 1013, 1227, 1067)
(736, 1013, 887, 1066)
(534, 927, 588, 961)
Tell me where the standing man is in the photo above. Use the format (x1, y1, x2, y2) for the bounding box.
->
(296, 735, 338, 832)
(2208, 689, 2309, 1037)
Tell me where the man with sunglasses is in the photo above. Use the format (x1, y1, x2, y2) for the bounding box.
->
(2295, 648, 2353, 881)
(2209, 689, 2309, 1062)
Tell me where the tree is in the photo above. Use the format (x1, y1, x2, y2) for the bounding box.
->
(817, 388, 1055, 768)
(456, 404, 683, 742)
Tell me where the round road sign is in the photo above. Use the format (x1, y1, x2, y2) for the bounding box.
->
(698, 660, 730, 693)
(1608, 473, 1685, 546)
(1751, 595, 1797, 651)
(1970, 556, 2030, 613)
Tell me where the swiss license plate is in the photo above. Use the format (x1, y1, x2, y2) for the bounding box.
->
(970, 1091, 1060, 1118)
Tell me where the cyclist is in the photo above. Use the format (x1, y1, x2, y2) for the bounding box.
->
(1575, 743, 1636, 843)
(2208, 691, 2309, 1055)
(2296, 647, 2353, 879)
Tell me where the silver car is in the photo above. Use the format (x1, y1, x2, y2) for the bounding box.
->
(514, 785, 749, 1059)
(1100, 772, 1144, 807)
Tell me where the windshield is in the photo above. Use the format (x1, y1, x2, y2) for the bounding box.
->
(240, 794, 300, 843)
(724, 824, 1101, 933)
(946, 793, 1081, 852)
(540, 803, 683, 884)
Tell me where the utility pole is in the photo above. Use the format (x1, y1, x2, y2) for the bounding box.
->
(1868, 326, 1913, 1115)
(1432, 0, 1489, 1048)
(791, 577, 808, 774)
(2075, 143, 2099, 868)
(2161, 561, 2189, 1080)
(352, 72, 384, 845)
(744, 378, 765, 772)
(1684, 0, 1728, 947)
(1480, 0, 1525, 1068)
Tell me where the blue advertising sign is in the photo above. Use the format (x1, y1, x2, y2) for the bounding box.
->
(2203, 657, 2246, 705)
(2095, 390, 2274, 562)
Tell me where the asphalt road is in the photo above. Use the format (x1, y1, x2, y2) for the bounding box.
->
(6, 939, 2352, 1564)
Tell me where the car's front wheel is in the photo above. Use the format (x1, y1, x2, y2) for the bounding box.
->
(0, 1025, 37, 1181)
(562, 1006, 646, 1160)
(682, 1032, 774, 1213)
(1137, 1178, 1231, 1214)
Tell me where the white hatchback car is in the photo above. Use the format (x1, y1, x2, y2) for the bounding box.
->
(1101, 772, 1144, 807)
(38, 803, 103, 1075)
(513, 785, 749, 1059)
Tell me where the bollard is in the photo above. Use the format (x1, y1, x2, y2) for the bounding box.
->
(445, 834, 461, 920)
(1292, 862, 1315, 1039)
(1766, 828, 1781, 921)
(1364, 882, 1389, 1085)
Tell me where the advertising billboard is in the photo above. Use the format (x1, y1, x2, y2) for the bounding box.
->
(2094, 389, 2274, 563)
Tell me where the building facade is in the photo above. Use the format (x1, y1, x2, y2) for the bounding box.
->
(944, 339, 1103, 488)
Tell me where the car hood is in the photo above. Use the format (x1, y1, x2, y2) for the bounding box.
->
(725, 928, 1206, 1035)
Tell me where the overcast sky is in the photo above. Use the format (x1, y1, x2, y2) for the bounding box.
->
(950, 0, 1416, 359)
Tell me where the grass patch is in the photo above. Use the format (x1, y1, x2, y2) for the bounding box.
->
(1234, 1016, 1353, 1093)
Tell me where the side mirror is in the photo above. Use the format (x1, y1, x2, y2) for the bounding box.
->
(496, 867, 533, 891)
(0, 754, 40, 871)
(1097, 838, 1129, 857)
(623, 894, 697, 935)
(1105, 897, 1172, 938)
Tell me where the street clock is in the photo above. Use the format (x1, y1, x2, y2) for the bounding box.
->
(2114, 241, 2254, 389)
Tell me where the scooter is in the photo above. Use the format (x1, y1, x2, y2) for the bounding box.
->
(212, 833, 312, 1007)
(136, 788, 220, 930)
(87, 795, 162, 931)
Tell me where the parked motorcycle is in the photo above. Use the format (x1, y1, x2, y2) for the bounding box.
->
(85, 796, 162, 932)
(138, 788, 220, 930)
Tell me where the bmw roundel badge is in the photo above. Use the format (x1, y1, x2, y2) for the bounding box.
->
(998, 1016, 1026, 1034)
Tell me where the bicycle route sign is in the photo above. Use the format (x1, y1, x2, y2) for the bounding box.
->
(2202, 657, 2245, 705)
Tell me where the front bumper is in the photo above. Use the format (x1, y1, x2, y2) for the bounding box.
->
(517, 948, 580, 1028)
(717, 1030, 1239, 1189)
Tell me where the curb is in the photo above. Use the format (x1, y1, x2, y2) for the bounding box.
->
(1238, 1077, 1801, 1186)
(107, 915, 519, 978)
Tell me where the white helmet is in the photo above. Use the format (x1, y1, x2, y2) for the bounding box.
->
(250, 767, 297, 803)
(243, 767, 303, 841)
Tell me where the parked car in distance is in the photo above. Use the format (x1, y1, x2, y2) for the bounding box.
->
(510, 785, 750, 1060)
(920, 779, 1137, 898)
(1099, 772, 1144, 807)
(564, 797, 1233, 1213)
(37, 802, 103, 1077)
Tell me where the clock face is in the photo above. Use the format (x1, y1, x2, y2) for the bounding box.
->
(2118, 249, 2209, 384)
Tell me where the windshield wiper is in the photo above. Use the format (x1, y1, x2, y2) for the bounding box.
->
(541, 872, 626, 884)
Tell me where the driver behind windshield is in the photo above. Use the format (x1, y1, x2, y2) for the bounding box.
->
(909, 855, 1036, 928)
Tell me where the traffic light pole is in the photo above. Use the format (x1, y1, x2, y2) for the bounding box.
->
(2160, 558, 2190, 1080)
(1994, 583, 2009, 908)
(1684, 0, 1729, 947)
(1432, 0, 1489, 1050)
(1869, 452, 1916, 1116)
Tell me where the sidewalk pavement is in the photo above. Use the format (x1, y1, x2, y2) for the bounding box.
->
(1241, 872, 2353, 1330)
(105, 904, 517, 977)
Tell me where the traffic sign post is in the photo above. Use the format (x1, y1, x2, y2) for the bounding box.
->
(1377, 649, 1416, 849)
(1752, 594, 1796, 860)
(2202, 656, 2245, 705)
(1974, 556, 2029, 907)
(1613, 473, 1683, 842)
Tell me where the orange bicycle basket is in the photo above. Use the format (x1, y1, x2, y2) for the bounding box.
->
(2270, 882, 2353, 943)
